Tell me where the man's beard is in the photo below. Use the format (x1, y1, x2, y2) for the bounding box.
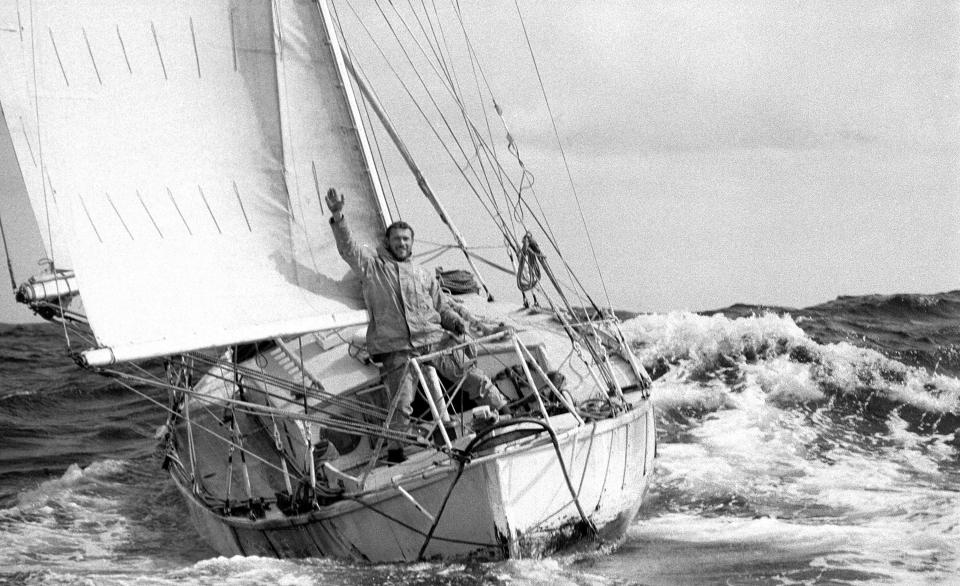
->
(391, 248, 411, 261)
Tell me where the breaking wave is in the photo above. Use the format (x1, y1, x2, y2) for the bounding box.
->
(623, 308, 960, 428)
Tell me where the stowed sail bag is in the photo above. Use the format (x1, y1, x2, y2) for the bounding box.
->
(436, 267, 480, 295)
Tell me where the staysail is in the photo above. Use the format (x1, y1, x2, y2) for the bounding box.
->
(0, 0, 389, 364)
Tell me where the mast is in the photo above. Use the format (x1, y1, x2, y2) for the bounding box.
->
(339, 53, 495, 302)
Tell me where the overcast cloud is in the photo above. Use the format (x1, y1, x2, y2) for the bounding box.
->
(1, 1, 957, 320)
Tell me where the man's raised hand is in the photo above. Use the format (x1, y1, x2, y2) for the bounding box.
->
(326, 188, 345, 220)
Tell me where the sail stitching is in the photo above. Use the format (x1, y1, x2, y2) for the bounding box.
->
(232, 182, 252, 232)
(137, 189, 164, 238)
(188, 17, 201, 78)
(78, 194, 103, 243)
(116, 25, 132, 74)
(197, 185, 222, 234)
(166, 187, 193, 235)
(150, 21, 168, 80)
(105, 192, 133, 240)
(81, 27, 102, 85)
(47, 27, 69, 85)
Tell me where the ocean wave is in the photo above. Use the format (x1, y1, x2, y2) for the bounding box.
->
(620, 512, 960, 584)
(808, 290, 960, 320)
(8, 461, 127, 510)
(623, 311, 960, 430)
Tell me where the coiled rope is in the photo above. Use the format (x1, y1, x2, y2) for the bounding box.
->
(516, 233, 542, 292)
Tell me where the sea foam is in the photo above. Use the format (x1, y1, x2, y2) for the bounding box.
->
(622, 310, 960, 415)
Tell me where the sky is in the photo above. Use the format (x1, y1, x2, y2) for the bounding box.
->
(1, 0, 958, 324)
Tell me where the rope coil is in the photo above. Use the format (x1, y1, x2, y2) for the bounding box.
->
(516, 233, 542, 292)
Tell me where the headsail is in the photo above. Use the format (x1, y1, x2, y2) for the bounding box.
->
(0, 0, 389, 364)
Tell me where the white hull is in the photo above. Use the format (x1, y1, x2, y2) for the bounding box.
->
(171, 393, 655, 561)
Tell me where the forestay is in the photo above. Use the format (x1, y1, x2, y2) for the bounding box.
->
(0, 0, 390, 364)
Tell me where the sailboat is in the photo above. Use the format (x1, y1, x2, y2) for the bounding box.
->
(0, 0, 656, 561)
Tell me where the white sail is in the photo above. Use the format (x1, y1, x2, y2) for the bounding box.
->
(0, 0, 389, 364)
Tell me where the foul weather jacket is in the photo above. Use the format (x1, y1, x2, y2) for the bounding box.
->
(330, 215, 462, 356)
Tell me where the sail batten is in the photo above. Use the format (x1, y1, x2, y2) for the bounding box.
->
(0, 0, 388, 360)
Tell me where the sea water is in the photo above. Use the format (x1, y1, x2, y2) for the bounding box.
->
(1, 291, 958, 585)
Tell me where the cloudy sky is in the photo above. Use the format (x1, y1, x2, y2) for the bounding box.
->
(1, 1, 957, 322)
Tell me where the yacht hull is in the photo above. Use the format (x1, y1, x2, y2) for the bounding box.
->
(171, 395, 656, 562)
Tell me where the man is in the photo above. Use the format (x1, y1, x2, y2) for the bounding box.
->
(325, 188, 509, 463)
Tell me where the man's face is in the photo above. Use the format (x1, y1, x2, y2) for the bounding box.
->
(387, 227, 414, 261)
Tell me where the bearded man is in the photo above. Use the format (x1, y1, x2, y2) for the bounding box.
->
(325, 188, 509, 463)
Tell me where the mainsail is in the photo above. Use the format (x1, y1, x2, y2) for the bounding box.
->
(0, 0, 390, 364)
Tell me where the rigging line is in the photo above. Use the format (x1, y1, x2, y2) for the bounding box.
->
(110, 366, 412, 441)
(403, 0, 472, 174)
(417, 239, 506, 250)
(535, 264, 619, 395)
(372, 1, 509, 227)
(373, 0, 467, 152)
(365, 2, 524, 250)
(468, 137, 588, 308)
(407, 0, 496, 201)
(410, 243, 446, 257)
(528, 187, 591, 311)
(451, 1, 518, 239)
(443, 2, 582, 301)
(106, 374, 298, 479)
(0, 212, 17, 291)
(512, 1, 612, 311)
(407, 0, 454, 92)
(452, 104, 504, 227)
(27, 3, 51, 267)
(427, 0, 509, 224)
(28, 2, 70, 347)
(388, 1, 515, 235)
(462, 249, 514, 275)
(413, 242, 514, 274)
(186, 354, 400, 424)
(468, 96, 592, 306)
(423, 0, 457, 86)
(339, 6, 514, 250)
(366, 105, 402, 219)
(499, 139, 589, 312)
(516, 196, 602, 314)
(498, 139, 589, 309)
(330, 1, 402, 220)
(183, 354, 391, 420)
(422, 0, 484, 187)
(413, 247, 448, 265)
(230, 399, 396, 439)
(206, 382, 392, 431)
(475, 73, 574, 280)
(448, 0, 529, 228)
(391, 16, 524, 249)
(193, 368, 396, 437)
